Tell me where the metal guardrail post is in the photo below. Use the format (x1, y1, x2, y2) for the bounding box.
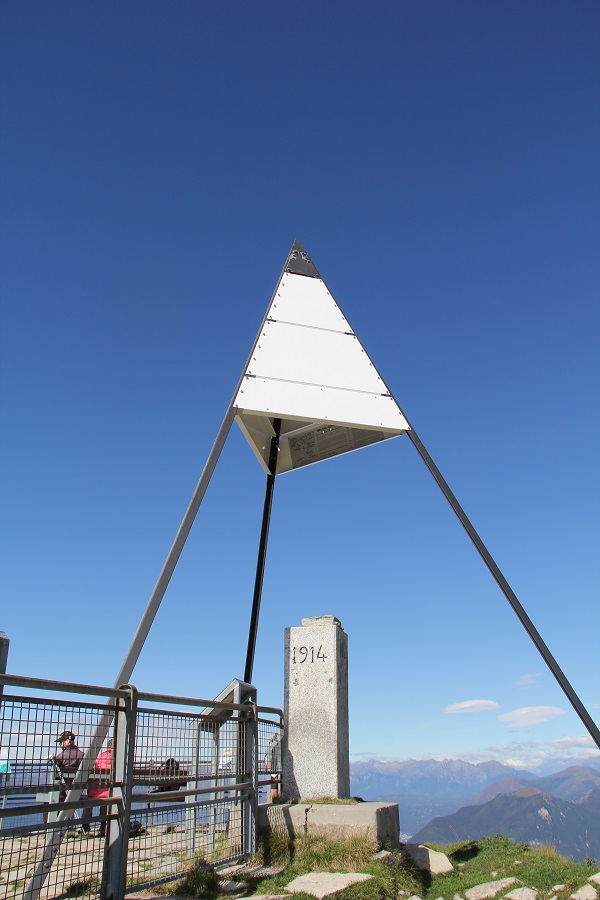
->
(186, 719, 202, 857)
(0, 632, 8, 703)
(247, 702, 259, 859)
(102, 685, 138, 900)
(0, 633, 9, 829)
(237, 704, 254, 860)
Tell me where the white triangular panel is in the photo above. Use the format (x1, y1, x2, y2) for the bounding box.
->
(270, 271, 349, 330)
(233, 244, 410, 474)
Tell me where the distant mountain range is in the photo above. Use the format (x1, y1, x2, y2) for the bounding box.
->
(349, 757, 600, 846)
(411, 788, 600, 862)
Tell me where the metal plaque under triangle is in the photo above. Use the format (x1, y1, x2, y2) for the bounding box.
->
(234, 242, 410, 474)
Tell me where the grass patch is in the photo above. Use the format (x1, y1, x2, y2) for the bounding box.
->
(253, 826, 292, 868)
(245, 832, 598, 899)
(250, 833, 423, 897)
(426, 835, 595, 900)
(175, 864, 220, 898)
(63, 876, 100, 897)
(295, 796, 360, 805)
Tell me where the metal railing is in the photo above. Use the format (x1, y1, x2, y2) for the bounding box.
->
(0, 673, 282, 900)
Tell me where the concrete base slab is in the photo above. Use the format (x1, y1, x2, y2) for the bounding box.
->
(285, 872, 373, 897)
(258, 801, 400, 850)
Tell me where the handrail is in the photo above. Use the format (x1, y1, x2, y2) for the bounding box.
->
(0, 672, 283, 718)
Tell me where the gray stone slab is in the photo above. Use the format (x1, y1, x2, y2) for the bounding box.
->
(219, 880, 248, 894)
(505, 889, 538, 900)
(284, 872, 372, 897)
(259, 801, 400, 849)
(570, 887, 597, 900)
(404, 844, 453, 874)
(217, 863, 286, 879)
(465, 878, 519, 900)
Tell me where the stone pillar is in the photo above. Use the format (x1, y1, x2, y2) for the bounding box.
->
(282, 615, 349, 800)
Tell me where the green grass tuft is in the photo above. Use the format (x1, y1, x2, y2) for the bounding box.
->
(175, 864, 220, 898)
(63, 876, 100, 897)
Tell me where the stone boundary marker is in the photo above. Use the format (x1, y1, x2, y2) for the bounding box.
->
(283, 616, 349, 800)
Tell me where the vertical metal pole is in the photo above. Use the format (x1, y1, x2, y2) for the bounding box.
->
(186, 721, 201, 856)
(102, 686, 137, 900)
(244, 419, 281, 684)
(210, 725, 219, 850)
(0, 632, 8, 827)
(0, 632, 8, 703)
(247, 701, 259, 858)
(407, 427, 600, 750)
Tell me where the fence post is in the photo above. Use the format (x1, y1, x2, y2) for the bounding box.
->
(185, 720, 202, 857)
(0, 632, 9, 703)
(247, 702, 258, 859)
(0, 632, 9, 827)
(239, 703, 255, 859)
(102, 685, 138, 900)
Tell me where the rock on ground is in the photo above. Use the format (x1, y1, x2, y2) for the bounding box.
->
(403, 844, 454, 874)
(284, 871, 373, 898)
(571, 886, 598, 900)
(505, 889, 538, 900)
(465, 878, 519, 900)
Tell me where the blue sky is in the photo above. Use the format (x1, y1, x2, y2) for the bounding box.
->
(1, 1, 598, 774)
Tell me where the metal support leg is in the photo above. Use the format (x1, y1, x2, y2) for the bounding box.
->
(102, 686, 138, 900)
(407, 427, 600, 750)
(23, 410, 236, 900)
(115, 406, 236, 689)
(245, 419, 281, 684)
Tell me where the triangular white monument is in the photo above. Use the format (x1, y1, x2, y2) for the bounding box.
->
(234, 240, 410, 474)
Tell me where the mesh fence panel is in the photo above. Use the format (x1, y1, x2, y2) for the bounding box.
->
(0, 681, 282, 899)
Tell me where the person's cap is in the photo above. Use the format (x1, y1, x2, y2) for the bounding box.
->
(55, 730, 75, 743)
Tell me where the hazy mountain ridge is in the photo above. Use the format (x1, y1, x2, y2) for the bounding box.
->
(349, 757, 600, 839)
(410, 788, 600, 862)
(471, 765, 600, 805)
(351, 758, 535, 800)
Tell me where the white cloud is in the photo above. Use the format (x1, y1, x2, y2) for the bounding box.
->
(444, 700, 500, 714)
(498, 706, 566, 727)
(553, 734, 596, 749)
(515, 673, 542, 688)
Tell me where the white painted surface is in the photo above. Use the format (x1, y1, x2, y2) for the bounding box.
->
(233, 266, 409, 473)
(270, 272, 350, 331)
(236, 377, 406, 430)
